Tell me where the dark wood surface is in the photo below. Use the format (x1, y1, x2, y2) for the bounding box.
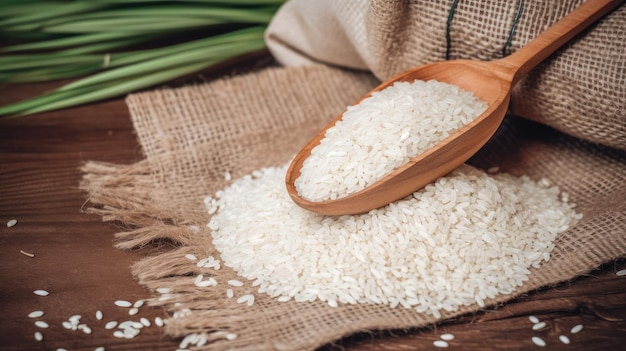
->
(1, 63, 625, 351)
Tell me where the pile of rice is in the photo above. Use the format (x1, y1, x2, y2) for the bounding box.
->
(207, 164, 581, 317)
(295, 79, 488, 202)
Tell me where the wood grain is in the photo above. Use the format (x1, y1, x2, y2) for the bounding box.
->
(1, 59, 625, 351)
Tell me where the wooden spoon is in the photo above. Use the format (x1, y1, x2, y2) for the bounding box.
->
(286, 0, 623, 216)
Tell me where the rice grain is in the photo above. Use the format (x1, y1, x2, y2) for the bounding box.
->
(28, 311, 44, 318)
(114, 300, 132, 307)
(34, 321, 49, 328)
(571, 324, 584, 334)
(532, 321, 546, 330)
(440, 333, 455, 341)
(33, 290, 49, 296)
(532, 336, 546, 347)
(433, 340, 449, 348)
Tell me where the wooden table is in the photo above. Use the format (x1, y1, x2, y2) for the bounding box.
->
(1, 62, 625, 351)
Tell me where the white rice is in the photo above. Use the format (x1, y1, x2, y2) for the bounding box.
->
(295, 79, 488, 201)
(532, 336, 546, 347)
(34, 321, 49, 329)
(28, 311, 44, 318)
(208, 163, 581, 317)
(140, 317, 151, 327)
(440, 333, 455, 341)
(114, 300, 132, 308)
(570, 324, 584, 334)
(433, 340, 449, 348)
(532, 321, 546, 330)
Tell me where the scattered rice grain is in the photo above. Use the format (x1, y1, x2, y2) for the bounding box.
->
(34, 321, 49, 328)
(433, 340, 449, 348)
(226, 333, 237, 340)
(532, 321, 546, 330)
(128, 307, 139, 316)
(528, 315, 540, 324)
(28, 311, 44, 318)
(95, 347, 105, 351)
(559, 335, 571, 344)
(155, 317, 164, 327)
(440, 333, 455, 341)
(570, 324, 584, 334)
(33, 290, 49, 296)
(96, 310, 103, 320)
(105, 321, 118, 329)
(185, 253, 197, 261)
(114, 300, 132, 307)
(69, 314, 81, 322)
(34, 331, 43, 342)
(133, 299, 144, 308)
(224, 171, 232, 181)
(532, 336, 546, 347)
(616, 269, 626, 276)
(140, 317, 151, 327)
(227, 289, 234, 298)
(7, 219, 17, 227)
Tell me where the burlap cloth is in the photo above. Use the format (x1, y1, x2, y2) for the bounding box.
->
(81, 1, 626, 350)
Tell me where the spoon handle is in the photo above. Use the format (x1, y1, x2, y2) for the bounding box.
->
(499, 0, 623, 85)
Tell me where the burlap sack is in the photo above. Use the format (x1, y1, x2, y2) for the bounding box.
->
(80, 1, 626, 350)
(265, 0, 626, 150)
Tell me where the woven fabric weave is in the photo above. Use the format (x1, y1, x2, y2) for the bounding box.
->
(265, 0, 626, 150)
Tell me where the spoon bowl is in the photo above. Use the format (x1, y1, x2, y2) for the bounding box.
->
(286, 0, 623, 216)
